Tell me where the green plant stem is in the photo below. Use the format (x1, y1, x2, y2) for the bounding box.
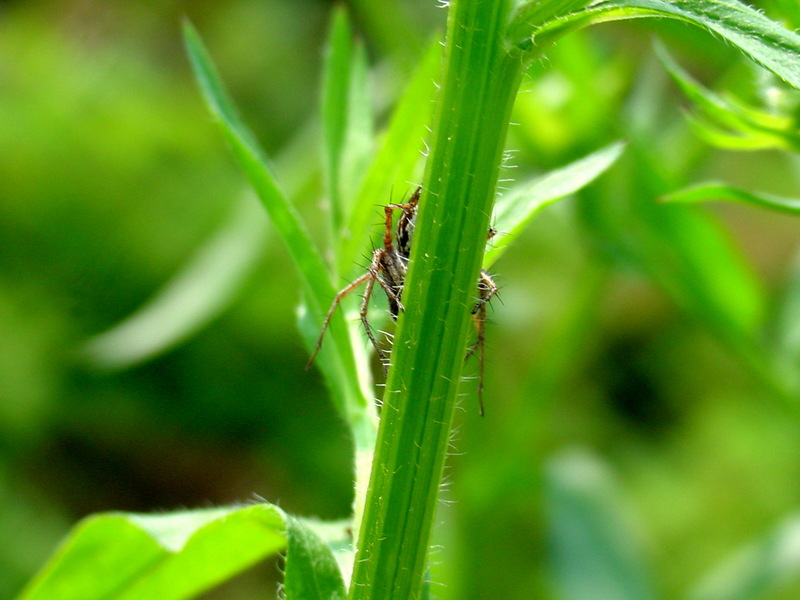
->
(348, 1, 524, 598)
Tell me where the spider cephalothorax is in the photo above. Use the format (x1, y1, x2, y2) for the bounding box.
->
(308, 187, 497, 414)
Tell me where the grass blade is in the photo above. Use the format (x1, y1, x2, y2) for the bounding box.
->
(322, 7, 374, 233)
(183, 21, 374, 446)
(81, 194, 267, 371)
(662, 182, 800, 216)
(655, 41, 800, 152)
(337, 38, 442, 279)
(485, 141, 625, 268)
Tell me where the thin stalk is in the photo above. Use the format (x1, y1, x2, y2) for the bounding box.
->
(348, 0, 524, 598)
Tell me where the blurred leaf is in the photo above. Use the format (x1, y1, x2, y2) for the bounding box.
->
(662, 182, 800, 216)
(655, 41, 800, 152)
(183, 22, 374, 447)
(81, 194, 267, 371)
(546, 449, 656, 600)
(525, 0, 800, 91)
(337, 37, 442, 278)
(322, 7, 374, 231)
(484, 141, 626, 268)
(765, 252, 800, 402)
(18, 505, 286, 600)
(684, 113, 788, 151)
(284, 516, 347, 600)
(686, 514, 800, 600)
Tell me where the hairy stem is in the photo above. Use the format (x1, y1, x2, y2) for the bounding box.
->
(348, 0, 524, 598)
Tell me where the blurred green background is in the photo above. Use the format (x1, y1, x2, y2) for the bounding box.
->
(3, 0, 800, 598)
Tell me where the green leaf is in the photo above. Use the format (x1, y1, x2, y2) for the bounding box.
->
(546, 450, 656, 600)
(507, 0, 597, 44)
(284, 516, 347, 600)
(771, 250, 800, 391)
(322, 7, 374, 232)
(524, 0, 800, 91)
(662, 182, 800, 216)
(686, 514, 800, 600)
(484, 141, 626, 268)
(182, 22, 374, 447)
(337, 37, 442, 279)
(17, 505, 286, 600)
(655, 41, 800, 152)
(81, 194, 267, 371)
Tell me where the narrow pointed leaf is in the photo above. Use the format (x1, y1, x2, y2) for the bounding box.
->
(81, 194, 267, 371)
(655, 41, 800, 151)
(183, 22, 372, 445)
(485, 141, 625, 268)
(322, 8, 374, 231)
(337, 38, 441, 278)
(662, 182, 800, 216)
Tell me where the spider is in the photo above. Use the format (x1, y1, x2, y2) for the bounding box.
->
(307, 187, 498, 415)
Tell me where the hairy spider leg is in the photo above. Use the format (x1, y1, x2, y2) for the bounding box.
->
(306, 270, 373, 370)
(465, 269, 499, 416)
(306, 247, 407, 372)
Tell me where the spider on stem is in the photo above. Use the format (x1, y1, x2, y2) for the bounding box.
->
(307, 187, 497, 415)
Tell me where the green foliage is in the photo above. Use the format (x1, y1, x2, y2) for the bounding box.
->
(656, 41, 800, 152)
(663, 183, 800, 216)
(548, 450, 800, 600)
(183, 20, 375, 447)
(19, 506, 287, 600)
(547, 451, 655, 600)
(523, 0, 800, 90)
(9, 0, 800, 599)
(18, 505, 348, 600)
(486, 142, 626, 268)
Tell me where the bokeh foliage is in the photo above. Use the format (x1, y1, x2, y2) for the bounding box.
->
(3, 0, 800, 599)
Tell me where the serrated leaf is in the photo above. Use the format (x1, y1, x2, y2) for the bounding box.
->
(662, 182, 800, 216)
(686, 514, 800, 600)
(546, 450, 656, 600)
(17, 505, 286, 600)
(81, 194, 267, 371)
(182, 22, 373, 446)
(524, 0, 800, 91)
(655, 41, 800, 152)
(484, 141, 625, 268)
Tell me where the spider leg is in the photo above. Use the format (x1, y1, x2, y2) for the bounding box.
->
(465, 269, 497, 416)
(465, 270, 498, 359)
(471, 300, 487, 417)
(306, 271, 372, 370)
(374, 275, 404, 313)
(359, 267, 389, 368)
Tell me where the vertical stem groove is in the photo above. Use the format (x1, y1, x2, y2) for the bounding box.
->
(349, 1, 524, 599)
